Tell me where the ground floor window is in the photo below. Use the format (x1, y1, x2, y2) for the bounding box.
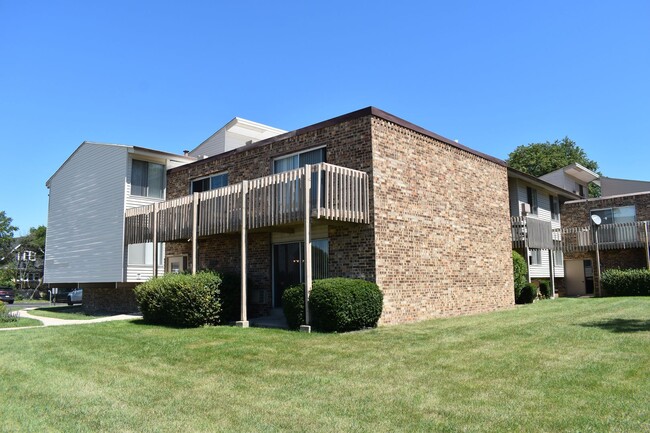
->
(128, 243, 164, 266)
(529, 249, 542, 266)
(272, 239, 328, 307)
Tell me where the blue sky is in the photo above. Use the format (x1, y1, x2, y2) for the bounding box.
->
(1, 1, 649, 233)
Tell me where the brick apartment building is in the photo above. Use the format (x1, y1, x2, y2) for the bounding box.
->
(124, 107, 515, 324)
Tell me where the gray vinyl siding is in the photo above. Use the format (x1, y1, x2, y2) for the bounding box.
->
(44, 143, 128, 283)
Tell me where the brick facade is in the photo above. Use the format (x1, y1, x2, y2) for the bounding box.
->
(163, 108, 514, 325)
(83, 285, 138, 313)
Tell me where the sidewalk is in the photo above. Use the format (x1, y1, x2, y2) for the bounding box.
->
(1, 307, 141, 331)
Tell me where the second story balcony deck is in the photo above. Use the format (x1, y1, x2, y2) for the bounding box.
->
(124, 162, 370, 245)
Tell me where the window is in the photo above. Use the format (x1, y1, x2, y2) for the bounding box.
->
(591, 205, 637, 243)
(128, 243, 164, 266)
(526, 187, 538, 215)
(553, 249, 563, 265)
(578, 184, 585, 198)
(273, 147, 326, 174)
(131, 160, 164, 198)
(190, 172, 229, 193)
(550, 195, 560, 220)
(529, 249, 542, 265)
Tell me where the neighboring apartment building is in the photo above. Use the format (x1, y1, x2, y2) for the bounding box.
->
(124, 107, 515, 325)
(508, 168, 580, 290)
(561, 191, 650, 296)
(44, 118, 286, 311)
(539, 162, 599, 199)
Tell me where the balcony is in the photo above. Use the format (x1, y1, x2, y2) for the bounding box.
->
(511, 217, 650, 253)
(125, 162, 370, 245)
(560, 221, 650, 253)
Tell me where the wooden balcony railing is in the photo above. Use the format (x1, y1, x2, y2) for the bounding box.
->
(124, 163, 370, 245)
(560, 221, 650, 253)
(511, 217, 650, 253)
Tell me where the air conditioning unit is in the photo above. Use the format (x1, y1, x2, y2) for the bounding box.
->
(521, 203, 531, 215)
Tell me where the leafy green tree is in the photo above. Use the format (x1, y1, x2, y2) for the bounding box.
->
(22, 226, 46, 252)
(0, 211, 18, 263)
(507, 137, 601, 197)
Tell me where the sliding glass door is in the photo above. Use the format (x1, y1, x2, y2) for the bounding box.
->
(272, 239, 329, 307)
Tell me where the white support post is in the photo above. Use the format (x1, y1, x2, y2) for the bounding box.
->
(525, 246, 531, 283)
(192, 192, 199, 275)
(549, 249, 556, 299)
(152, 203, 159, 278)
(594, 229, 602, 297)
(301, 165, 313, 333)
(236, 181, 249, 328)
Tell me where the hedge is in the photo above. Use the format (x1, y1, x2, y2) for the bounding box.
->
(134, 271, 222, 327)
(601, 268, 650, 296)
(282, 278, 383, 332)
(282, 285, 305, 330)
(516, 283, 537, 304)
(538, 280, 551, 299)
(512, 251, 528, 300)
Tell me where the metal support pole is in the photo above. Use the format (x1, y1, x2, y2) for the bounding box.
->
(594, 229, 602, 297)
(549, 249, 556, 299)
(192, 192, 199, 275)
(301, 165, 313, 333)
(152, 203, 159, 277)
(643, 221, 650, 270)
(525, 246, 531, 283)
(236, 181, 249, 328)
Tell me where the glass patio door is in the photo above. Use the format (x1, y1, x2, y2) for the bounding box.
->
(272, 239, 329, 307)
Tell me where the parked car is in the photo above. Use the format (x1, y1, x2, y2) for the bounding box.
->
(0, 287, 14, 304)
(67, 288, 83, 305)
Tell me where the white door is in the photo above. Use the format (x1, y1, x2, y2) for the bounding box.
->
(565, 259, 586, 296)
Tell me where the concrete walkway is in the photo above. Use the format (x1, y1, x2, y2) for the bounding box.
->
(1, 307, 141, 331)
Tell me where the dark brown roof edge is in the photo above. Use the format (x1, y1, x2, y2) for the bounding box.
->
(169, 106, 506, 174)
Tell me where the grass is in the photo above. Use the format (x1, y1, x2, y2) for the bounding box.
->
(27, 305, 110, 320)
(0, 316, 43, 328)
(0, 297, 649, 432)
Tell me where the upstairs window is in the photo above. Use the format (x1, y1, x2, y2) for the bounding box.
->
(131, 160, 164, 198)
(190, 172, 229, 193)
(550, 195, 560, 220)
(274, 147, 326, 174)
(526, 187, 538, 215)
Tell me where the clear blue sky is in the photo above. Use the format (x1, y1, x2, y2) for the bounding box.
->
(1, 1, 649, 234)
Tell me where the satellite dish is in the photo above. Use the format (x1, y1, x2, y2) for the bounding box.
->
(591, 214, 602, 226)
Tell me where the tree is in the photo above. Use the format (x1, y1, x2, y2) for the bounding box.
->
(0, 211, 18, 263)
(506, 137, 601, 197)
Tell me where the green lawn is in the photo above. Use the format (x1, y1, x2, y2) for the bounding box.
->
(0, 316, 42, 328)
(27, 305, 109, 320)
(1, 298, 649, 432)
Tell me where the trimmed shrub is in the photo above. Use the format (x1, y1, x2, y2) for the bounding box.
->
(601, 268, 650, 296)
(282, 284, 305, 330)
(512, 251, 528, 300)
(0, 302, 18, 323)
(309, 278, 383, 333)
(517, 283, 538, 304)
(538, 280, 551, 299)
(134, 271, 222, 327)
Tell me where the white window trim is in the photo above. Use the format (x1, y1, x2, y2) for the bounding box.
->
(272, 145, 326, 165)
(189, 171, 229, 194)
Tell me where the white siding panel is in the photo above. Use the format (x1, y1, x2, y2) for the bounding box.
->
(44, 143, 128, 283)
(528, 249, 565, 278)
(190, 130, 226, 158)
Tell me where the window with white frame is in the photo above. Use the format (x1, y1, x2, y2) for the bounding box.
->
(128, 243, 164, 266)
(529, 249, 542, 265)
(273, 147, 326, 174)
(590, 205, 637, 243)
(553, 249, 563, 265)
(550, 195, 559, 220)
(526, 187, 538, 215)
(190, 172, 229, 193)
(131, 160, 164, 198)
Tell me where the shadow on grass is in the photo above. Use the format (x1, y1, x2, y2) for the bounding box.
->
(580, 318, 650, 333)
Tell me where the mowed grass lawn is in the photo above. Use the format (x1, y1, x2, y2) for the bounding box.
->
(1, 298, 649, 433)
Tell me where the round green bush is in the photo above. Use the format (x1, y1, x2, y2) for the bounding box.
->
(602, 268, 650, 296)
(309, 278, 383, 332)
(512, 251, 528, 300)
(282, 284, 305, 330)
(134, 271, 222, 327)
(517, 283, 538, 304)
(538, 280, 551, 299)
